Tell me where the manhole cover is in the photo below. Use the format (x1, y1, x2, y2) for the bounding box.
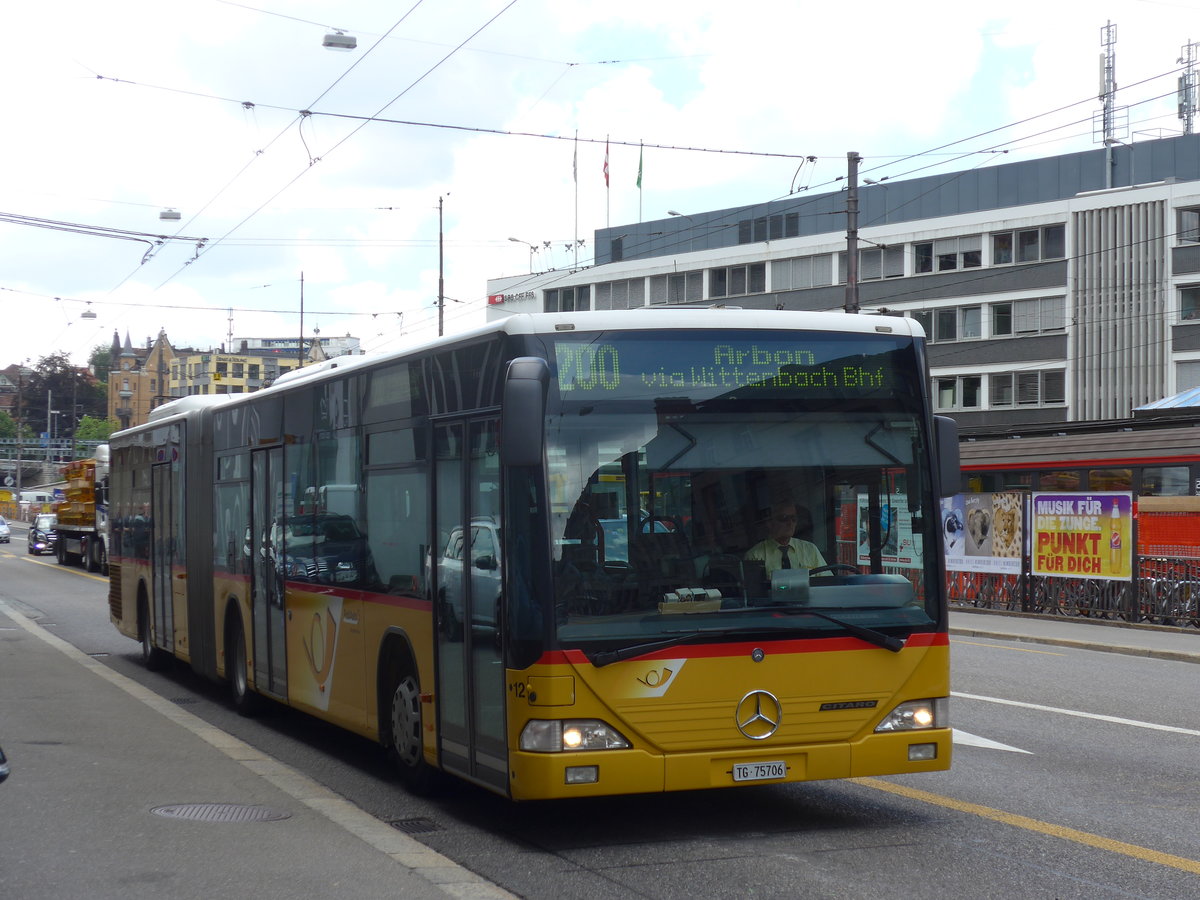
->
(390, 817, 442, 834)
(151, 803, 291, 823)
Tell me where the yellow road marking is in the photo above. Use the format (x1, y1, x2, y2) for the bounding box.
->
(951, 639, 1064, 656)
(855, 777, 1200, 875)
(18, 556, 106, 581)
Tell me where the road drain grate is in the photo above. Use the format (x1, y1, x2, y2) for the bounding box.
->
(390, 817, 442, 834)
(170, 697, 199, 705)
(152, 803, 292, 823)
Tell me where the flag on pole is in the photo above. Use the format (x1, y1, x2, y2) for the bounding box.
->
(604, 138, 610, 187)
(637, 142, 643, 188)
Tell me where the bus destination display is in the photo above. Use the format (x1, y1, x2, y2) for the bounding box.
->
(553, 335, 905, 399)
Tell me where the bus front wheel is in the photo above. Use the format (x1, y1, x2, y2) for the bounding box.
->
(385, 667, 439, 794)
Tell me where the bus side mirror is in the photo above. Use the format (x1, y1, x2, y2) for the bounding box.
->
(934, 415, 960, 497)
(501, 357, 550, 468)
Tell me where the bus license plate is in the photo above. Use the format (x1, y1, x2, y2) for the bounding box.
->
(732, 760, 787, 782)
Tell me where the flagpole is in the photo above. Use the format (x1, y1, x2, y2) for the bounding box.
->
(573, 130, 579, 268)
(605, 136, 610, 229)
(637, 141, 644, 223)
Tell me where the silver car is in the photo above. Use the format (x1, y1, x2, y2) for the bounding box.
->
(0, 517, 9, 543)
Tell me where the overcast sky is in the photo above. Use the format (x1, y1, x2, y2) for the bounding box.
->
(2, 0, 1196, 370)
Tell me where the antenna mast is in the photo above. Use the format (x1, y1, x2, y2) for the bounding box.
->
(1095, 22, 1127, 188)
(1179, 39, 1198, 135)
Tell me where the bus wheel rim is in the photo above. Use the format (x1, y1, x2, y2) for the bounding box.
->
(391, 675, 421, 767)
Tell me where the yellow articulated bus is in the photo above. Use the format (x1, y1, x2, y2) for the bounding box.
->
(107, 309, 959, 800)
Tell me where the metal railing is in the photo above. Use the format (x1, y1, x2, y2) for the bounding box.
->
(948, 557, 1200, 628)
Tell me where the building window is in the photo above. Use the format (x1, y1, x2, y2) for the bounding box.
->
(1180, 285, 1200, 320)
(771, 254, 833, 290)
(544, 286, 590, 312)
(990, 370, 1066, 407)
(991, 297, 1065, 335)
(649, 271, 703, 304)
(915, 305, 982, 342)
(992, 224, 1065, 264)
(837, 246, 905, 282)
(233, 363, 244, 378)
(934, 375, 982, 410)
(249, 364, 260, 380)
(594, 279, 646, 310)
(1179, 208, 1200, 244)
(709, 263, 766, 298)
(910, 310, 932, 337)
(914, 235, 982, 274)
(935, 308, 957, 341)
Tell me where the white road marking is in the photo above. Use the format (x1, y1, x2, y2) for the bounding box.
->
(952, 729, 1032, 753)
(954, 691, 1200, 737)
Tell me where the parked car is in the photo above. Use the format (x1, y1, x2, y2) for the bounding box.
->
(0, 743, 8, 784)
(0, 517, 10, 543)
(28, 513, 57, 556)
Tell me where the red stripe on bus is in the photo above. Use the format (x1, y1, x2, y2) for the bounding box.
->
(538, 631, 947, 665)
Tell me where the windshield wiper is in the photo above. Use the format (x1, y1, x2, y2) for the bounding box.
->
(584, 610, 906, 667)
(758, 605, 905, 652)
(586, 631, 716, 668)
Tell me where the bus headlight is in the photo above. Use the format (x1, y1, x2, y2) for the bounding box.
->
(520, 719, 631, 752)
(874, 697, 948, 732)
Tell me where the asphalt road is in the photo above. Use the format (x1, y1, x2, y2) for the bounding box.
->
(3, 530, 1199, 899)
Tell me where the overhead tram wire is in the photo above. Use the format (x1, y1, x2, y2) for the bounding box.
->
(151, 0, 519, 292)
(101, 2, 430, 303)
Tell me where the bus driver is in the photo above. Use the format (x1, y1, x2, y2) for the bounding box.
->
(744, 502, 826, 576)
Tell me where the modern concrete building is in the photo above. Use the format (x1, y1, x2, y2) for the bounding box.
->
(487, 133, 1200, 434)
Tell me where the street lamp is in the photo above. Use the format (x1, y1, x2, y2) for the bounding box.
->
(508, 237, 539, 273)
(322, 29, 357, 50)
(667, 210, 695, 251)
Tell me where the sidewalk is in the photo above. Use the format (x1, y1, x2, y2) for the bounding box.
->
(949, 607, 1200, 664)
(0, 598, 513, 900)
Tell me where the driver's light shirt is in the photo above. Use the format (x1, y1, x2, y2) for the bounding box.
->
(744, 539, 826, 576)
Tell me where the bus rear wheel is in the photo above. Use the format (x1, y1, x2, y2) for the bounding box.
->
(227, 617, 263, 717)
(138, 595, 170, 672)
(385, 668, 439, 794)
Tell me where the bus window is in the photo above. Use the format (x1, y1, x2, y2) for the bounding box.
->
(1140, 466, 1191, 496)
(1038, 470, 1081, 490)
(1087, 468, 1132, 491)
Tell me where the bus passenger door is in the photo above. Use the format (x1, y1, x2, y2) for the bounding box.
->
(250, 447, 287, 699)
(150, 462, 175, 654)
(434, 418, 507, 792)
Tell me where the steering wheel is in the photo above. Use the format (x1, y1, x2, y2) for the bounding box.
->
(808, 564, 859, 576)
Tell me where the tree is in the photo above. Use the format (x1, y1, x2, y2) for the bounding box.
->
(17, 353, 107, 440)
(88, 344, 112, 389)
(74, 415, 117, 444)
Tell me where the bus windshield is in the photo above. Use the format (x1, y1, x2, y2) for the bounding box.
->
(543, 329, 938, 649)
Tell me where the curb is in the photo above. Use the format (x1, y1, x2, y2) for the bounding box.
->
(948, 626, 1200, 665)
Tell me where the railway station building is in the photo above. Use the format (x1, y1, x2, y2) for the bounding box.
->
(486, 133, 1200, 438)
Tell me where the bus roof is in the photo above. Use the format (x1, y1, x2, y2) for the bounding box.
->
(112, 309, 922, 440)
